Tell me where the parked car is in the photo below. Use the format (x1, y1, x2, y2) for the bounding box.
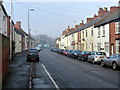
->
(63, 50, 69, 56)
(27, 49, 39, 62)
(101, 54, 120, 70)
(70, 50, 81, 59)
(78, 51, 91, 61)
(88, 51, 107, 64)
(58, 49, 64, 54)
(67, 50, 74, 57)
(36, 46, 41, 52)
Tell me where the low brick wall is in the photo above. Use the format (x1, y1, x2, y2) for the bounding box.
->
(0, 34, 10, 85)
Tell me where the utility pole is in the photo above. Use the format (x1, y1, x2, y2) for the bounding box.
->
(10, 0, 12, 61)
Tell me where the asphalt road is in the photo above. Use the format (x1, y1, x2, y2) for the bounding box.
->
(40, 49, 120, 89)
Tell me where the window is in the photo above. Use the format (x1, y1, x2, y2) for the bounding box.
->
(116, 40, 120, 54)
(104, 42, 109, 52)
(86, 30, 87, 37)
(91, 28, 93, 36)
(98, 27, 100, 38)
(82, 31, 84, 39)
(97, 43, 101, 51)
(116, 22, 120, 34)
(86, 43, 87, 50)
(102, 26, 105, 37)
(91, 43, 93, 51)
(96, 52, 106, 55)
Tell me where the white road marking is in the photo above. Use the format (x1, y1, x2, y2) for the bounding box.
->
(41, 64, 60, 90)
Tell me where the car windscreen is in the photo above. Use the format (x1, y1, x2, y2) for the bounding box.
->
(85, 52, 91, 55)
(118, 55, 120, 57)
(29, 51, 38, 55)
(96, 52, 106, 55)
(29, 49, 38, 52)
(75, 51, 80, 54)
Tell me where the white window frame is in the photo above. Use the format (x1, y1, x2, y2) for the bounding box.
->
(116, 40, 120, 54)
(116, 22, 120, 34)
(98, 27, 100, 38)
(102, 26, 105, 37)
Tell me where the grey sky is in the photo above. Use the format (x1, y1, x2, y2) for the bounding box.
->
(3, 0, 118, 38)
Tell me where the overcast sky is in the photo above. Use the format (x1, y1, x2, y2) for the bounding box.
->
(3, 0, 119, 38)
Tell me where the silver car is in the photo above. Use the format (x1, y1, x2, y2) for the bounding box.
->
(101, 54, 120, 70)
(88, 51, 107, 64)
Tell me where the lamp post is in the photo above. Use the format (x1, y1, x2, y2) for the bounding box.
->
(28, 9, 34, 49)
(10, 0, 12, 61)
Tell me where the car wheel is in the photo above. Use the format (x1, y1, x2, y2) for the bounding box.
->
(101, 60, 105, 67)
(92, 59, 95, 64)
(87, 59, 90, 63)
(112, 62, 117, 70)
(26, 59, 29, 62)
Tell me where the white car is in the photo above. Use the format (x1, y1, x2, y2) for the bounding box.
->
(88, 51, 107, 64)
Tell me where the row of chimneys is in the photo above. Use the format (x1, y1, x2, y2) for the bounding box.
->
(62, 6, 120, 35)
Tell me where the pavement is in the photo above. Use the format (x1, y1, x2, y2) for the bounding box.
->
(2, 51, 56, 89)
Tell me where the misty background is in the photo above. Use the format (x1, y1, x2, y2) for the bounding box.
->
(33, 34, 56, 47)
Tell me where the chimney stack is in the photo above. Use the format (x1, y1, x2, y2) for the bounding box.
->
(110, 6, 120, 13)
(79, 20, 84, 28)
(86, 18, 94, 23)
(16, 21, 21, 28)
(94, 14, 98, 19)
(98, 7, 109, 17)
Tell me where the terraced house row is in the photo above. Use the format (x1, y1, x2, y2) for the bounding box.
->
(56, 6, 120, 57)
(0, 2, 35, 82)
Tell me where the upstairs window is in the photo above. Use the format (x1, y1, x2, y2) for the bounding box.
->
(91, 28, 93, 36)
(98, 27, 100, 38)
(102, 26, 105, 37)
(86, 30, 87, 37)
(116, 22, 120, 34)
(82, 31, 84, 39)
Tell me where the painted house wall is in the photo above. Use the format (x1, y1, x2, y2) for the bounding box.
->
(14, 32, 22, 53)
(95, 24, 110, 56)
(68, 34, 73, 50)
(74, 32, 78, 50)
(60, 35, 65, 49)
(0, 5, 7, 36)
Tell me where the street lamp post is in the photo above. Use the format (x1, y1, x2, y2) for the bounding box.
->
(28, 9, 34, 49)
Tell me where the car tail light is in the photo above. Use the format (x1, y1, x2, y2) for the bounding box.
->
(28, 52, 30, 55)
(36, 53, 39, 55)
(96, 56, 99, 58)
(84, 55, 87, 56)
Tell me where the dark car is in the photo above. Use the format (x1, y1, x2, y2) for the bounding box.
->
(78, 51, 91, 61)
(27, 49, 39, 62)
(67, 50, 73, 57)
(70, 50, 81, 59)
(58, 49, 64, 54)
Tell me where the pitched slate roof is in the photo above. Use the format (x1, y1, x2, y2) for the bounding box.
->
(0, 3, 8, 17)
(95, 9, 120, 27)
(70, 14, 108, 35)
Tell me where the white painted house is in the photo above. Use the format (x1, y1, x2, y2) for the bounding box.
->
(0, 3, 7, 36)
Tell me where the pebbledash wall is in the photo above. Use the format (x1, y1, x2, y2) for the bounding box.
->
(0, 34, 10, 85)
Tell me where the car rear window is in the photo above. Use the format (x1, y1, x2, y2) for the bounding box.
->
(96, 52, 106, 55)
